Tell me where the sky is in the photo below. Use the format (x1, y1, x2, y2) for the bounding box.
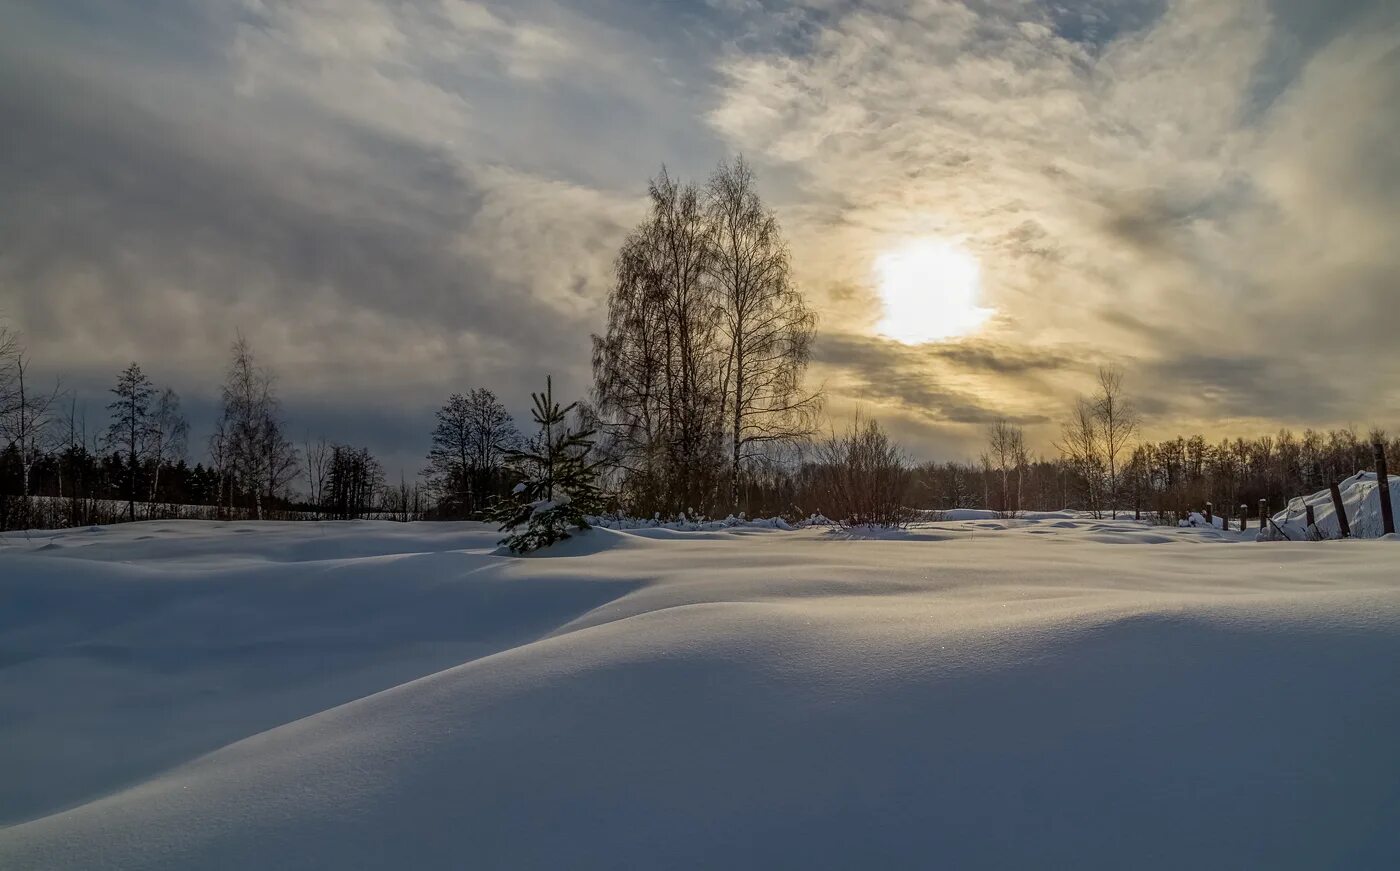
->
(2, 0, 1398, 477)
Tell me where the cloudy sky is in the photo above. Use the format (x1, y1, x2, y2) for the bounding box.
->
(3, 0, 1398, 474)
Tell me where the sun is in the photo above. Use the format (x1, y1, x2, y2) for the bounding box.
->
(874, 239, 994, 344)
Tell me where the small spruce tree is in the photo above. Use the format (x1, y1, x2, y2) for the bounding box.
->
(492, 376, 602, 553)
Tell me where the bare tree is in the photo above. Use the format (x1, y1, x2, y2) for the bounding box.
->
(594, 168, 726, 514)
(382, 472, 425, 523)
(0, 323, 19, 418)
(262, 415, 300, 513)
(0, 325, 20, 528)
(105, 362, 155, 522)
(58, 396, 97, 527)
(324, 444, 383, 520)
(217, 338, 265, 516)
(1058, 397, 1106, 518)
(423, 389, 520, 518)
(208, 415, 231, 517)
(805, 414, 911, 527)
(146, 387, 189, 507)
(595, 162, 820, 516)
(914, 460, 975, 510)
(217, 336, 298, 519)
(1094, 365, 1138, 518)
(0, 324, 62, 517)
(984, 419, 1027, 518)
(8, 352, 61, 505)
(304, 434, 330, 514)
(707, 157, 820, 511)
(1014, 431, 1029, 516)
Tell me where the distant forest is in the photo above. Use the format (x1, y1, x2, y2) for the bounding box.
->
(2, 160, 1395, 531)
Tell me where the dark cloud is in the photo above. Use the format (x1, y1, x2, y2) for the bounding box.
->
(1, 63, 483, 323)
(816, 332, 1083, 380)
(1099, 188, 1203, 254)
(0, 13, 640, 472)
(815, 334, 1058, 426)
(1244, 0, 1384, 118)
(928, 340, 1081, 376)
(1141, 353, 1358, 426)
(992, 220, 1064, 262)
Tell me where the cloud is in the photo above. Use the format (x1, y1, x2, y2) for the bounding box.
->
(2, 0, 1398, 474)
(0, 0, 683, 474)
(814, 333, 1068, 426)
(709, 0, 1400, 443)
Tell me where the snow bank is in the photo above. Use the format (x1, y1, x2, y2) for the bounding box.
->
(3, 518, 1399, 869)
(1258, 470, 1400, 541)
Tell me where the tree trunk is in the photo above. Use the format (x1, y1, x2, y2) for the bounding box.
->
(731, 367, 743, 514)
(128, 406, 137, 523)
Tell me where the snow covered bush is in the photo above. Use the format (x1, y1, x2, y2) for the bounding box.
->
(491, 377, 603, 553)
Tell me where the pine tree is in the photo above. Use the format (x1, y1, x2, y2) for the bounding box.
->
(105, 362, 155, 522)
(492, 376, 602, 553)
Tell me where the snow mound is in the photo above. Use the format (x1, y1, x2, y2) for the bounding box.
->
(1180, 511, 1232, 530)
(2, 519, 1399, 869)
(1257, 471, 1400, 541)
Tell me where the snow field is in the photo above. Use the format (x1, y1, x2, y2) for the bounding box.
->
(1, 516, 1398, 869)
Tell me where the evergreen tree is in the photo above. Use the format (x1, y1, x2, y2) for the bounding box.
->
(492, 376, 602, 553)
(105, 362, 155, 522)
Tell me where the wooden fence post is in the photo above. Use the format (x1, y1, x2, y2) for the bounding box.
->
(1239, 505, 1247, 532)
(1205, 501, 1213, 526)
(1376, 442, 1395, 536)
(1327, 478, 1351, 539)
(1258, 498, 1267, 529)
(1304, 503, 1316, 539)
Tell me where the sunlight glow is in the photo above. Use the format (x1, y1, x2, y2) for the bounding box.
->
(874, 239, 994, 344)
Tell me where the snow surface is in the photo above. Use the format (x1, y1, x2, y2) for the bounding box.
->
(2, 517, 1399, 869)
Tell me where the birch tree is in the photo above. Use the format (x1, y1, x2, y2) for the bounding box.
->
(706, 157, 819, 511)
(1094, 365, 1138, 519)
(304, 434, 330, 513)
(594, 162, 820, 516)
(984, 419, 1027, 517)
(1058, 397, 1106, 518)
(594, 168, 725, 513)
(146, 387, 188, 506)
(2, 348, 62, 510)
(216, 336, 297, 519)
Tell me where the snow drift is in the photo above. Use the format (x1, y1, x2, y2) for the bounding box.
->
(2, 517, 1398, 869)
(1258, 470, 1400, 541)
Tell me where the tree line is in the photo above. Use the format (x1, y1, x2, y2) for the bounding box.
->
(0, 324, 420, 530)
(4, 159, 1394, 531)
(912, 368, 1397, 525)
